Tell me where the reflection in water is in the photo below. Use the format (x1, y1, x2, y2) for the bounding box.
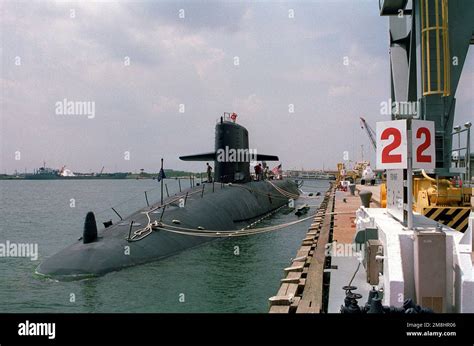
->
(80, 278, 103, 311)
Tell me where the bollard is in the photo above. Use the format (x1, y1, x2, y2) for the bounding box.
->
(359, 190, 372, 208)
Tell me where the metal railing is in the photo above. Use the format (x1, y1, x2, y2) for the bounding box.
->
(450, 122, 472, 186)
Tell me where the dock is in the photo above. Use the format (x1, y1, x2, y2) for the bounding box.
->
(269, 186, 335, 313)
(269, 183, 378, 313)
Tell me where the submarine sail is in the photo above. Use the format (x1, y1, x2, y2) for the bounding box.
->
(180, 115, 279, 183)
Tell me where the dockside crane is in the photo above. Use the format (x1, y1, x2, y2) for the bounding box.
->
(359, 117, 377, 150)
(378, 0, 473, 232)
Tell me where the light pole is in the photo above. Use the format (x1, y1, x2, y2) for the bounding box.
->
(454, 125, 461, 168)
(464, 122, 471, 186)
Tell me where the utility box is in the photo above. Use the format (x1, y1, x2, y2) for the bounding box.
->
(414, 230, 446, 313)
(366, 239, 383, 285)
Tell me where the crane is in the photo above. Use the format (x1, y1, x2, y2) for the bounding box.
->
(378, 0, 472, 232)
(359, 117, 376, 150)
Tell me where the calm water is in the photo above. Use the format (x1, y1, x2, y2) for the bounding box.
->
(0, 179, 328, 313)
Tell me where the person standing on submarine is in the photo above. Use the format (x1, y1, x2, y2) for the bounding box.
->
(254, 163, 263, 181)
(206, 162, 213, 182)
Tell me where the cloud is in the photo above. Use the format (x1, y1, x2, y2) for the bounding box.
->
(138, 2, 250, 33)
(0, 0, 471, 174)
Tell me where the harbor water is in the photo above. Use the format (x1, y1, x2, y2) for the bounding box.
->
(0, 179, 329, 313)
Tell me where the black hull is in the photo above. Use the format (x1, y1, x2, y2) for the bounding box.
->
(36, 179, 299, 278)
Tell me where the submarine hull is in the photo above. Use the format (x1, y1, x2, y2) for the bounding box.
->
(36, 179, 299, 278)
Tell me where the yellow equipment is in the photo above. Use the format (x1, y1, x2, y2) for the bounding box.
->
(380, 183, 387, 208)
(380, 170, 472, 232)
(413, 170, 472, 232)
(337, 161, 371, 183)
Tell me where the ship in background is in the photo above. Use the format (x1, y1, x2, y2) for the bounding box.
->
(24, 164, 127, 180)
(286, 170, 336, 180)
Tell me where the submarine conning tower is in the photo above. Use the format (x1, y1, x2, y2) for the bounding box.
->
(215, 117, 251, 183)
(179, 113, 279, 183)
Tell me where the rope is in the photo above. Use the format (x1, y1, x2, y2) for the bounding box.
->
(127, 188, 204, 242)
(159, 210, 354, 234)
(124, 183, 290, 241)
(229, 183, 295, 201)
(129, 211, 154, 241)
(156, 211, 319, 238)
(268, 181, 327, 200)
(266, 180, 323, 199)
(267, 180, 300, 199)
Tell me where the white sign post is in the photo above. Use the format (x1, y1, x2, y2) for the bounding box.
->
(376, 119, 436, 228)
(386, 169, 405, 222)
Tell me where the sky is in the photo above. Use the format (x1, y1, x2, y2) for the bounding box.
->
(1, 0, 473, 174)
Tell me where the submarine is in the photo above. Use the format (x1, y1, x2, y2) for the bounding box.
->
(36, 114, 300, 278)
